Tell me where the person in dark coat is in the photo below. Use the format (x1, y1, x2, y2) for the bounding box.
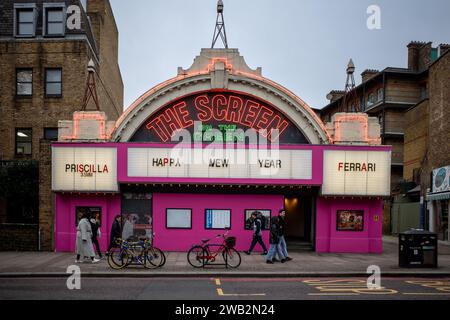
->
(278, 209, 292, 261)
(89, 212, 102, 259)
(244, 211, 268, 255)
(266, 216, 286, 264)
(107, 215, 122, 254)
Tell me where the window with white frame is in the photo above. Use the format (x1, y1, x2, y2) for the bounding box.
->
(14, 4, 36, 37)
(44, 4, 66, 36)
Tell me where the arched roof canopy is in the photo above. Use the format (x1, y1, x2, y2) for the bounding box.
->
(113, 49, 331, 145)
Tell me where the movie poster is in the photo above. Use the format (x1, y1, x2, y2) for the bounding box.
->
(336, 210, 364, 231)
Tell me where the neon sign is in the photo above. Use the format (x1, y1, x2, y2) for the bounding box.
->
(131, 91, 309, 144)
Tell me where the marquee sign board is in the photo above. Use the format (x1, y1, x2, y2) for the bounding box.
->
(130, 91, 309, 145)
(322, 150, 391, 196)
(127, 147, 313, 181)
(52, 147, 118, 192)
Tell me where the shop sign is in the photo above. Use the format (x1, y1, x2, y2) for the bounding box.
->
(322, 150, 391, 196)
(432, 165, 450, 193)
(127, 147, 312, 180)
(52, 147, 118, 192)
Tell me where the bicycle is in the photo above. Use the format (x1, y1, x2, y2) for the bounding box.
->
(108, 236, 166, 270)
(187, 230, 241, 268)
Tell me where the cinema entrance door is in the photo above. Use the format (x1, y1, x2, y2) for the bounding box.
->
(283, 189, 317, 251)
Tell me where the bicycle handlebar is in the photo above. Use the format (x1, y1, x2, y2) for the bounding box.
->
(213, 229, 230, 239)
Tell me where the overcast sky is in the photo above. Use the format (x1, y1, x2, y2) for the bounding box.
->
(109, 0, 450, 111)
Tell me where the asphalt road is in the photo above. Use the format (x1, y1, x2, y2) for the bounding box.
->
(0, 277, 449, 300)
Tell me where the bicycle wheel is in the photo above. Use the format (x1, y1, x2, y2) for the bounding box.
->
(223, 247, 241, 268)
(187, 245, 208, 268)
(107, 248, 130, 270)
(144, 247, 165, 269)
(155, 247, 166, 267)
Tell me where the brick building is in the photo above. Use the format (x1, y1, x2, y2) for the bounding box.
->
(319, 41, 449, 234)
(405, 47, 450, 241)
(0, 0, 123, 250)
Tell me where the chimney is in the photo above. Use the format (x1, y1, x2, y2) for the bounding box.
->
(361, 69, 379, 82)
(407, 41, 432, 71)
(326, 90, 345, 103)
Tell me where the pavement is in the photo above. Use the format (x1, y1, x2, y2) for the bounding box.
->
(0, 236, 449, 278)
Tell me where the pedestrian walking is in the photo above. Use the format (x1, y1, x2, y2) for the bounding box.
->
(122, 213, 134, 241)
(107, 214, 122, 254)
(75, 212, 99, 263)
(244, 211, 268, 255)
(90, 212, 103, 259)
(278, 209, 293, 261)
(266, 216, 286, 264)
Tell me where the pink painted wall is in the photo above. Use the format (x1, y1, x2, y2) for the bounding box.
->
(53, 142, 390, 253)
(315, 197, 383, 253)
(152, 193, 284, 252)
(55, 194, 121, 252)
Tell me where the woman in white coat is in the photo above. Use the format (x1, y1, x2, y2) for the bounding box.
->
(76, 212, 100, 263)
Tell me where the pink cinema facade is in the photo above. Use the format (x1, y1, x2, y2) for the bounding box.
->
(52, 142, 389, 254)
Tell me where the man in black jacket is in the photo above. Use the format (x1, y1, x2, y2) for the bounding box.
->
(107, 215, 122, 254)
(89, 213, 102, 259)
(278, 209, 292, 261)
(244, 212, 268, 255)
(266, 216, 286, 264)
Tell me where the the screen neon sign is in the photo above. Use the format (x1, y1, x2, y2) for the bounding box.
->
(138, 91, 300, 143)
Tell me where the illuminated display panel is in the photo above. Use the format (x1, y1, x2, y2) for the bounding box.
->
(322, 150, 391, 196)
(127, 147, 312, 180)
(52, 147, 118, 192)
(130, 91, 309, 144)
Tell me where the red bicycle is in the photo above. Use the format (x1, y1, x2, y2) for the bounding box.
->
(187, 230, 241, 268)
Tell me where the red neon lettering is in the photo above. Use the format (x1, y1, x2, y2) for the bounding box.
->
(145, 93, 292, 142)
(226, 95, 244, 123)
(240, 100, 259, 127)
(212, 94, 227, 121)
(173, 101, 194, 128)
(161, 107, 182, 133)
(146, 117, 170, 142)
(254, 104, 274, 132)
(194, 95, 212, 122)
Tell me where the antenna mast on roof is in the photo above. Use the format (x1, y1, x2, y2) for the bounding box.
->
(211, 0, 228, 49)
(81, 59, 100, 111)
(340, 59, 359, 113)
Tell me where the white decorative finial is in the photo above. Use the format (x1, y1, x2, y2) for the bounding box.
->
(87, 59, 96, 73)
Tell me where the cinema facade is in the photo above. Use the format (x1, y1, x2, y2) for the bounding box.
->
(52, 49, 391, 253)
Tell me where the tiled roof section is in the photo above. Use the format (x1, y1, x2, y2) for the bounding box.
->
(407, 41, 430, 47)
(361, 69, 379, 74)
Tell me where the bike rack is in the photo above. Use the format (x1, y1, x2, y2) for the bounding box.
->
(199, 244, 229, 269)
